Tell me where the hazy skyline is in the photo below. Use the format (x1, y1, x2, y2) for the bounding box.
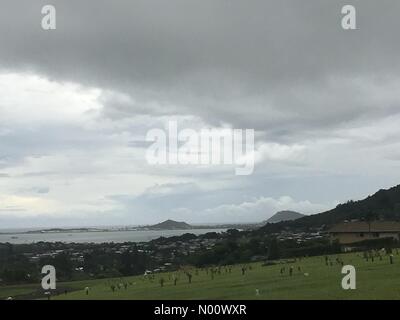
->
(1, 0, 400, 227)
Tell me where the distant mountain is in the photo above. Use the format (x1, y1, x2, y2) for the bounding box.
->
(149, 219, 192, 230)
(258, 184, 400, 233)
(264, 211, 305, 224)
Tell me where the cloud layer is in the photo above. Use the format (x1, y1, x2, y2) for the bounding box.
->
(1, 1, 400, 227)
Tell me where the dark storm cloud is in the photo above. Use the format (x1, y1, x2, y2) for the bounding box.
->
(1, 0, 400, 136)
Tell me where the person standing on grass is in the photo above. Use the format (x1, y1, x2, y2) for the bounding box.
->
(85, 287, 90, 295)
(186, 272, 192, 284)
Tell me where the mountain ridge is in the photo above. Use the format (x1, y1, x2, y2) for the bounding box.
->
(265, 210, 305, 224)
(258, 184, 400, 233)
(149, 219, 192, 230)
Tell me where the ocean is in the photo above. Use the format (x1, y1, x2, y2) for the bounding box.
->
(0, 228, 227, 244)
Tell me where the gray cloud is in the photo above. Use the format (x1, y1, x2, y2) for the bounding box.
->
(1, 1, 400, 134)
(20, 186, 50, 194)
(1, 1, 400, 227)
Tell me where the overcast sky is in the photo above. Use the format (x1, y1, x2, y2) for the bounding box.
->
(1, 0, 400, 228)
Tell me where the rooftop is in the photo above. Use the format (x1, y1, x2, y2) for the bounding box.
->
(329, 221, 400, 233)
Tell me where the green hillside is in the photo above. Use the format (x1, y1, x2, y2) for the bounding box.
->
(259, 184, 400, 234)
(1, 251, 399, 300)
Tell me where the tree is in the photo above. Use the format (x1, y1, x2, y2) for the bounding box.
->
(267, 237, 280, 260)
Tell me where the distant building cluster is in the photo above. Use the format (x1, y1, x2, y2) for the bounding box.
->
(274, 230, 325, 243)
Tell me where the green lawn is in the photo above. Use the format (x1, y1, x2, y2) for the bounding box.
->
(1, 252, 399, 300)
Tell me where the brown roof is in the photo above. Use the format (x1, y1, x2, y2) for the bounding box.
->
(329, 221, 400, 233)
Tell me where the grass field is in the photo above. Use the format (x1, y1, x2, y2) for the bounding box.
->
(1, 252, 399, 300)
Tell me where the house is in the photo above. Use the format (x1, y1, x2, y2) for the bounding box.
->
(328, 221, 400, 244)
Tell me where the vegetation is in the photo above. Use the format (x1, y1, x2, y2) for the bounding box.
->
(259, 184, 400, 234)
(0, 242, 155, 284)
(0, 233, 342, 285)
(1, 251, 400, 300)
(2, 184, 400, 299)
